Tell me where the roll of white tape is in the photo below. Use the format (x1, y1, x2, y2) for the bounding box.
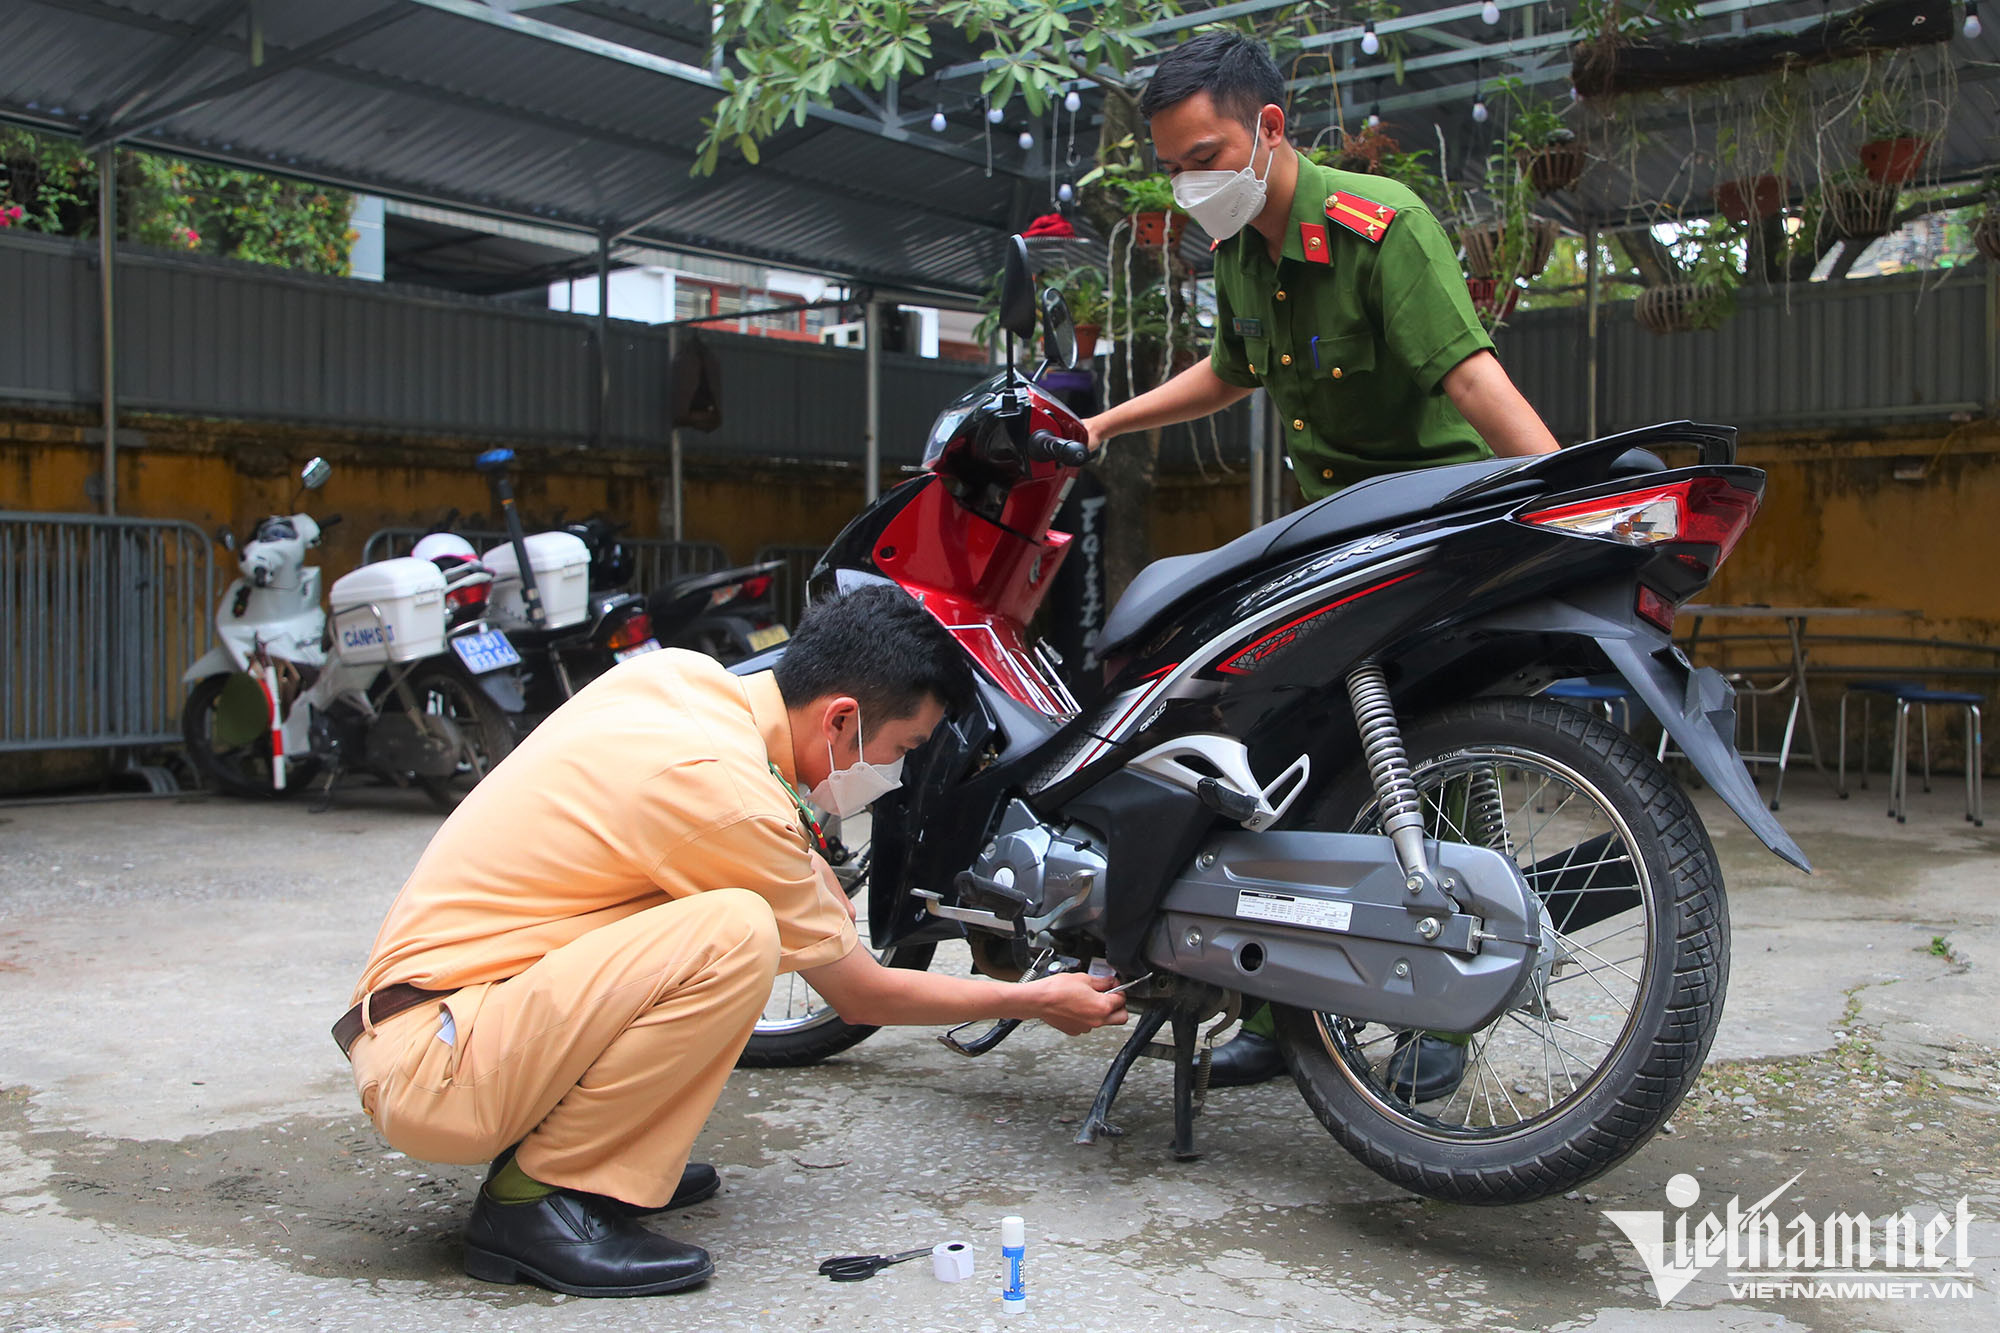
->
(932, 1240, 974, 1283)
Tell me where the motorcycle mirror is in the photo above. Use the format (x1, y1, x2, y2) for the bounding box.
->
(300, 458, 331, 490)
(215, 525, 235, 552)
(1040, 288, 1077, 371)
(996, 235, 1036, 344)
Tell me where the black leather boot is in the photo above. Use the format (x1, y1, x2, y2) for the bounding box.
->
(1204, 1030, 1287, 1088)
(462, 1188, 713, 1296)
(1384, 1033, 1470, 1104)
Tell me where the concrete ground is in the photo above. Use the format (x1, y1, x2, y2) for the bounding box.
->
(1, 770, 1997, 1332)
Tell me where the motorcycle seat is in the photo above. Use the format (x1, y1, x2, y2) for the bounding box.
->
(1095, 448, 1666, 658)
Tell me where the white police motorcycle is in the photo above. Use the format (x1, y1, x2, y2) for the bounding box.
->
(180, 458, 521, 806)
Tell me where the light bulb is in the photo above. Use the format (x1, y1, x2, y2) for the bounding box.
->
(1472, 97, 1488, 123)
(1360, 21, 1380, 56)
(1058, 182, 1074, 203)
(1367, 108, 1381, 128)
(1966, 3, 1983, 38)
(1482, 1, 1500, 23)
(987, 105, 1004, 124)
(1064, 90, 1081, 113)
(1018, 130, 1034, 150)
(1569, 85, 1581, 101)
(930, 108, 947, 132)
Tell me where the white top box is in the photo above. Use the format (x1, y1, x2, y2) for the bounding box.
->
(329, 556, 448, 664)
(483, 531, 592, 630)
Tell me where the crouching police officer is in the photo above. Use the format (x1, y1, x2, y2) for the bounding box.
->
(1083, 32, 1561, 1095)
(335, 585, 1127, 1297)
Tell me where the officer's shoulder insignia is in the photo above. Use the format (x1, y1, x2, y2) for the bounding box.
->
(1209, 237, 1222, 253)
(1324, 190, 1397, 243)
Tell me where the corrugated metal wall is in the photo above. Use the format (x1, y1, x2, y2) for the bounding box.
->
(0, 229, 1249, 466)
(1494, 270, 1995, 441)
(7, 230, 1986, 461)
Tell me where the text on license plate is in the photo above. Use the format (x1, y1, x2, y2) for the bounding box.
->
(614, 639, 662, 662)
(748, 624, 790, 650)
(451, 629, 523, 674)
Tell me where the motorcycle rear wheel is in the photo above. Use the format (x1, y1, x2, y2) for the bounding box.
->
(1273, 696, 1729, 1205)
(737, 820, 936, 1067)
(181, 672, 317, 799)
(399, 664, 516, 810)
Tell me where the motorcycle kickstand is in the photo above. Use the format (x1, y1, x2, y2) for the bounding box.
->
(1170, 1009, 1205, 1161)
(1074, 1004, 1171, 1146)
(307, 764, 342, 815)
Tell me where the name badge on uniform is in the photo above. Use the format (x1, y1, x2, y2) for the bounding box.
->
(1232, 316, 1265, 338)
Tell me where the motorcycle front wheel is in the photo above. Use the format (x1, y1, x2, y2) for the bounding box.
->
(737, 816, 936, 1067)
(1274, 695, 1729, 1205)
(181, 672, 317, 799)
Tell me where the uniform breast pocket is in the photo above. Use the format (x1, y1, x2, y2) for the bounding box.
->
(1309, 332, 1375, 386)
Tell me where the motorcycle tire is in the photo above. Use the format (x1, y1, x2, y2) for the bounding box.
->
(1273, 696, 1729, 1205)
(399, 664, 517, 811)
(181, 672, 317, 799)
(737, 828, 935, 1068)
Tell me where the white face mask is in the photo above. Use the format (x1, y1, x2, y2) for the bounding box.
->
(1171, 130, 1277, 242)
(807, 705, 906, 818)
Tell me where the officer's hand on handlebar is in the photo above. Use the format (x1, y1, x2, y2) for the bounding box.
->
(1027, 429, 1093, 468)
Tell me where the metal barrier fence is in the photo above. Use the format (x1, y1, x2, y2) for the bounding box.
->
(360, 527, 729, 598)
(754, 544, 829, 630)
(1, 513, 213, 752)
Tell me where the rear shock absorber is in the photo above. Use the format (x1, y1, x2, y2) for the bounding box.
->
(1344, 665, 1438, 895)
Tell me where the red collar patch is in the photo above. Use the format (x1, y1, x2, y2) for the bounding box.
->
(1324, 190, 1396, 243)
(1298, 221, 1331, 264)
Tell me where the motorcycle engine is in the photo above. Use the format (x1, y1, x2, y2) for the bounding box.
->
(963, 799, 1109, 941)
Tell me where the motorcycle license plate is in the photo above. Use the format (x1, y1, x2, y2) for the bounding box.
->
(748, 624, 790, 650)
(614, 638, 662, 662)
(451, 629, 522, 674)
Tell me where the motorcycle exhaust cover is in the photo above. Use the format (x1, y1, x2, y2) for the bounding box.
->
(1144, 831, 1544, 1034)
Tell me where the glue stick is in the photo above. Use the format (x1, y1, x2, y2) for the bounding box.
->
(1000, 1214, 1026, 1314)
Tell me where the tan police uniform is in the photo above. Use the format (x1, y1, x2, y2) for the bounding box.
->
(1208, 150, 1498, 500)
(341, 649, 856, 1209)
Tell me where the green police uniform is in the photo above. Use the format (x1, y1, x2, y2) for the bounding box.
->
(1208, 151, 1496, 501)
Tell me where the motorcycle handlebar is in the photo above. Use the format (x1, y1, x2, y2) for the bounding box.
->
(318, 513, 344, 531)
(1026, 429, 1092, 468)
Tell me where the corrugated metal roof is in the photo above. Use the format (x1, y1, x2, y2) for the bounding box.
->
(3, 2, 1994, 295)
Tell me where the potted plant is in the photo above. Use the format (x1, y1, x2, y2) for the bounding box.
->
(1713, 175, 1786, 223)
(1975, 176, 2000, 263)
(1634, 242, 1738, 334)
(1052, 264, 1108, 359)
(1112, 172, 1184, 249)
(1821, 169, 1901, 241)
(1500, 81, 1585, 194)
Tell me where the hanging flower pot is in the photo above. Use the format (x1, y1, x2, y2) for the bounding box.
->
(1822, 176, 1901, 240)
(1858, 137, 1929, 186)
(1459, 222, 1503, 279)
(1522, 218, 1561, 278)
(1516, 138, 1587, 194)
(1974, 211, 2000, 264)
(1635, 282, 1733, 335)
(1459, 217, 1560, 281)
(1073, 323, 1101, 360)
(1130, 211, 1187, 250)
(1713, 175, 1785, 223)
(1465, 277, 1521, 321)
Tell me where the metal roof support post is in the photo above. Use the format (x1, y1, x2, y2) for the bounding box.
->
(668, 326, 684, 542)
(595, 232, 610, 448)
(1247, 389, 1267, 530)
(864, 300, 882, 503)
(1585, 223, 1601, 441)
(97, 146, 117, 516)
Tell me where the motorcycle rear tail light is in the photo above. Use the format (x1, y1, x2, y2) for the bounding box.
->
(1521, 478, 1759, 565)
(446, 582, 489, 611)
(739, 574, 773, 601)
(1636, 585, 1678, 633)
(606, 610, 655, 652)
(707, 582, 743, 609)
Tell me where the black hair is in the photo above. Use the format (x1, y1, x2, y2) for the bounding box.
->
(1139, 30, 1286, 131)
(773, 583, 973, 723)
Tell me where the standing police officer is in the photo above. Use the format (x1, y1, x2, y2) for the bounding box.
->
(1081, 31, 1561, 1092)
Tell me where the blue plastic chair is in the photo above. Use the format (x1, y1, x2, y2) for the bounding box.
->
(1839, 681, 1984, 826)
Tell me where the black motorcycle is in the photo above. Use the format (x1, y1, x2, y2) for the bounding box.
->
(734, 236, 1807, 1206)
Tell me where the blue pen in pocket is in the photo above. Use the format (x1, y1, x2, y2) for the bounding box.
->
(1310, 334, 1322, 370)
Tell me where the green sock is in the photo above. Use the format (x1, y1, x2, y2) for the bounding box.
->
(486, 1156, 555, 1204)
(1241, 1003, 1278, 1040)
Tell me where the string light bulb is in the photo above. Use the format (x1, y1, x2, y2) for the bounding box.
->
(1058, 182, 1074, 203)
(1367, 105, 1382, 129)
(1064, 90, 1081, 113)
(1482, 1, 1500, 23)
(1018, 129, 1034, 150)
(930, 107, 947, 132)
(1360, 20, 1380, 56)
(987, 104, 1004, 124)
(1472, 93, 1488, 123)
(1966, 1, 1983, 38)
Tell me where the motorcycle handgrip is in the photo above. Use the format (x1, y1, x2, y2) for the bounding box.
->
(318, 513, 344, 530)
(1027, 429, 1092, 468)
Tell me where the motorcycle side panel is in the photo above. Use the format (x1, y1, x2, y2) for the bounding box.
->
(1144, 830, 1540, 1033)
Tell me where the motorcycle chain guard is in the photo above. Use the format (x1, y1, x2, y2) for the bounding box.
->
(1144, 830, 1541, 1034)
(364, 712, 465, 779)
